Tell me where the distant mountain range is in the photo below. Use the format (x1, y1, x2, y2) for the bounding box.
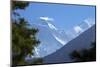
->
(43, 25, 96, 64)
(31, 18, 95, 58)
(32, 24, 63, 57)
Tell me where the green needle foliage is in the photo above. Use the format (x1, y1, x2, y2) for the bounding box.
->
(12, 1, 41, 66)
(12, 1, 29, 10)
(12, 18, 40, 66)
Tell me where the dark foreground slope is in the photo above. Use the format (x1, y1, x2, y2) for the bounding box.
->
(43, 25, 96, 64)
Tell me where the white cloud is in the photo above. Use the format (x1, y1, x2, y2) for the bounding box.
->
(84, 18, 95, 27)
(48, 23, 58, 30)
(39, 16, 54, 21)
(74, 26, 83, 33)
(53, 34, 67, 45)
(34, 47, 40, 57)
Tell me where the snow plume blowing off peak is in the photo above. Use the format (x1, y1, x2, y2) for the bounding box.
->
(39, 16, 68, 45)
(25, 17, 95, 60)
(39, 17, 95, 45)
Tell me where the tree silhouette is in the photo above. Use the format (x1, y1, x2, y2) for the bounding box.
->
(70, 41, 96, 62)
(12, 1, 41, 66)
(12, 18, 40, 65)
(12, 1, 29, 10)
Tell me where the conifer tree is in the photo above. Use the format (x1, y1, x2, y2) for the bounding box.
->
(12, 1, 41, 66)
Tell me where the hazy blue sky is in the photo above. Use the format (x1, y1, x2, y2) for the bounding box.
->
(15, 2, 95, 31)
(14, 2, 96, 57)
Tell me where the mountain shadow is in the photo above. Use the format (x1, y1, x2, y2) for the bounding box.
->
(43, 25, 96, 64)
